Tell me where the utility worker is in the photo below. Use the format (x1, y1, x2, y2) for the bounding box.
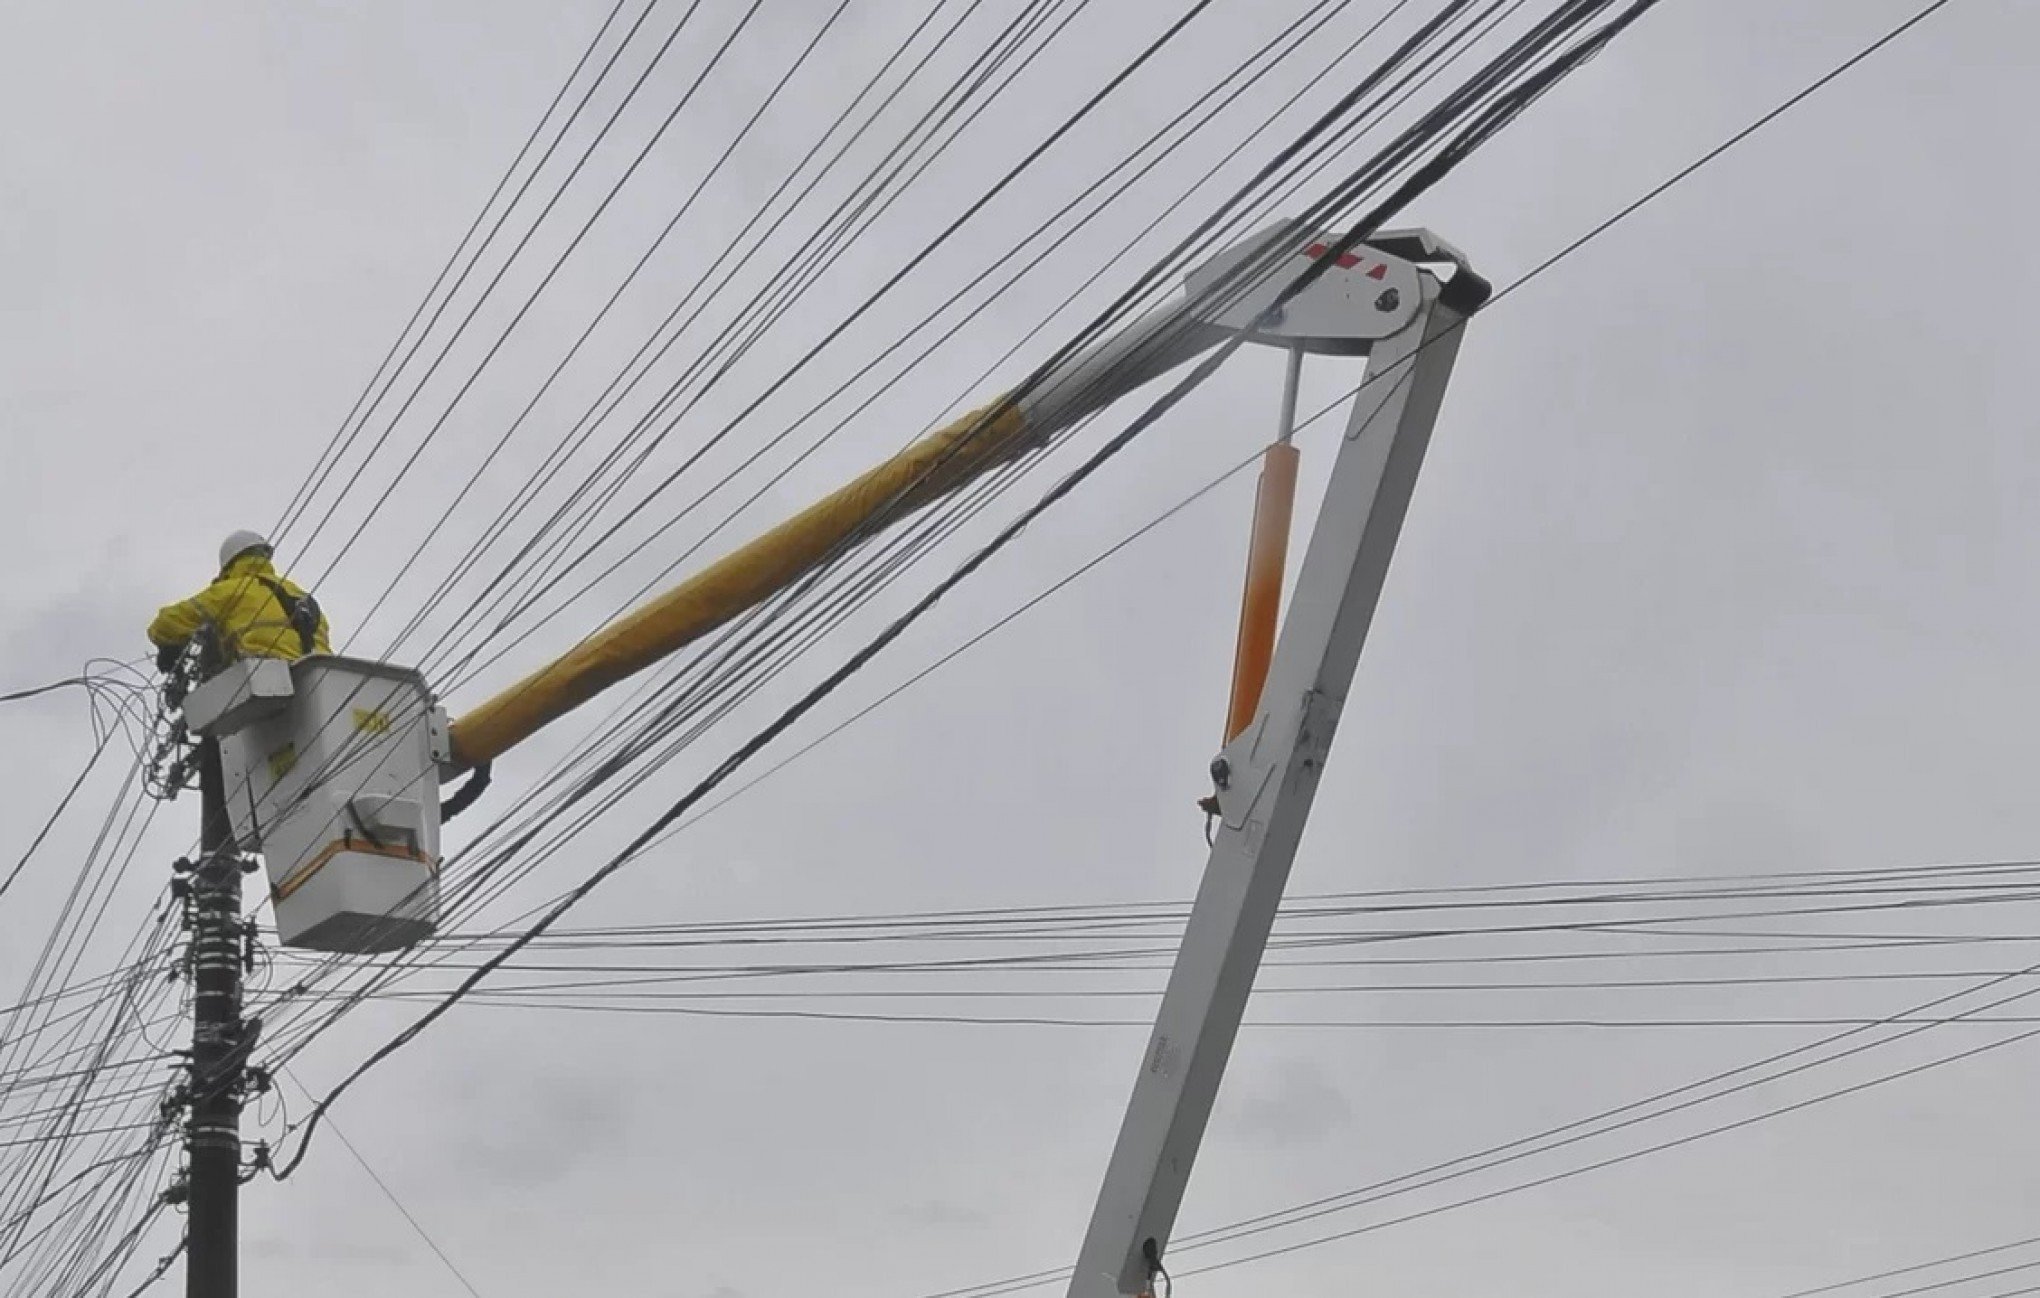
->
(148, 530, 331, 674)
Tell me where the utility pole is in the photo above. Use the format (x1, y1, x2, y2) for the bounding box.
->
(178, 735, 248, 1298)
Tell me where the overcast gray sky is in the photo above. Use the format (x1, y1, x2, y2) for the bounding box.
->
(4, 2, 2038, 1296)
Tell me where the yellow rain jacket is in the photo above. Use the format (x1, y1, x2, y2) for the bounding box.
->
(147, 553, 332, 662)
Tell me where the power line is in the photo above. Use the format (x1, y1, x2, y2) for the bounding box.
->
(238, 0, 1485, 1053)
(265, 0, 1663, 1178)
(385, 0, 1558, 963)
(539, 0, 1935, 882)
(117, 1233, 181, 1298)
(1777, 1235, 2040, 1298)
(269, 0, 637, 546)
(242, 0, 1558, 1044)
(373, 0, 1014, 659)
(343, 0, 863, 654)
(215, 5, 1534, 1028)
(246, 0, 1966, 1093)
(304, 0, 779, 586)
(150, 2, 1166, 983)
(282, 1070, 484, 1297)
(47, 0, 1982, 1281)
(890, 4, 1982, 1288)
(415, 0, 1219, 685)
(0, 678, 95, 706)
(0, 736, 110, 906)
(294, 0, 719, 577)
(1178, 1012, 2040, 1283)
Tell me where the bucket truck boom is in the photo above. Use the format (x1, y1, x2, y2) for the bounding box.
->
(169, 222, 1486, 1087)
(1069, 232, 1482, 1297)
(443, 224, 1469, 769)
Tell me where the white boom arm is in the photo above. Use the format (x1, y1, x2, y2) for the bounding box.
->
(1068, 234, 1484, 1298)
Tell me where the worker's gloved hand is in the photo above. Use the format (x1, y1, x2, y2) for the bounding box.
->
(155, 643, 184, 674)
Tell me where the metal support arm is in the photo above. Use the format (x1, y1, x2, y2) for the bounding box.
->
(1067, 272, 1474, 1298)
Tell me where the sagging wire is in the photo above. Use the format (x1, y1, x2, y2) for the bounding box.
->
(264, 0, 1665, 1180)
(238, 0, 1596, 1084)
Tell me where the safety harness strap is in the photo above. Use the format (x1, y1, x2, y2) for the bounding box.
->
(253, 576, 321, 656)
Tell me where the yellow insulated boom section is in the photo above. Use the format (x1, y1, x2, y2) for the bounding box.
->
(448, 400, 1032, 767)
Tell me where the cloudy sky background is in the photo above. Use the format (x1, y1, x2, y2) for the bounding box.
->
(3, 2, 2037, 1295)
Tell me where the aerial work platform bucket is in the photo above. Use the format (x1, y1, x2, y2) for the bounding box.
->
(190, 655, 447, 954)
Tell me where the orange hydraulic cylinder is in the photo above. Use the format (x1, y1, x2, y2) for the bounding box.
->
(1222, 441, 1299, 742)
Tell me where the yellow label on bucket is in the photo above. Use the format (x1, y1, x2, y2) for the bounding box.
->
(352, 708, 392, 735)
(267, 743, 297, 782)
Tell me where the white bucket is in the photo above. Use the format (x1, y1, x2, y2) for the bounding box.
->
(215, 656, 445, 953)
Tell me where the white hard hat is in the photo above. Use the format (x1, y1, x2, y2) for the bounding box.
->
(218, 529, 272, 571)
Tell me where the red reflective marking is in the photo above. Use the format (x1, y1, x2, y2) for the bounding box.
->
(1302, 242, 1362, 271)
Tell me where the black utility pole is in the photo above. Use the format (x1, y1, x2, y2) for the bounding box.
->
(183, 736, 244, 1298)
